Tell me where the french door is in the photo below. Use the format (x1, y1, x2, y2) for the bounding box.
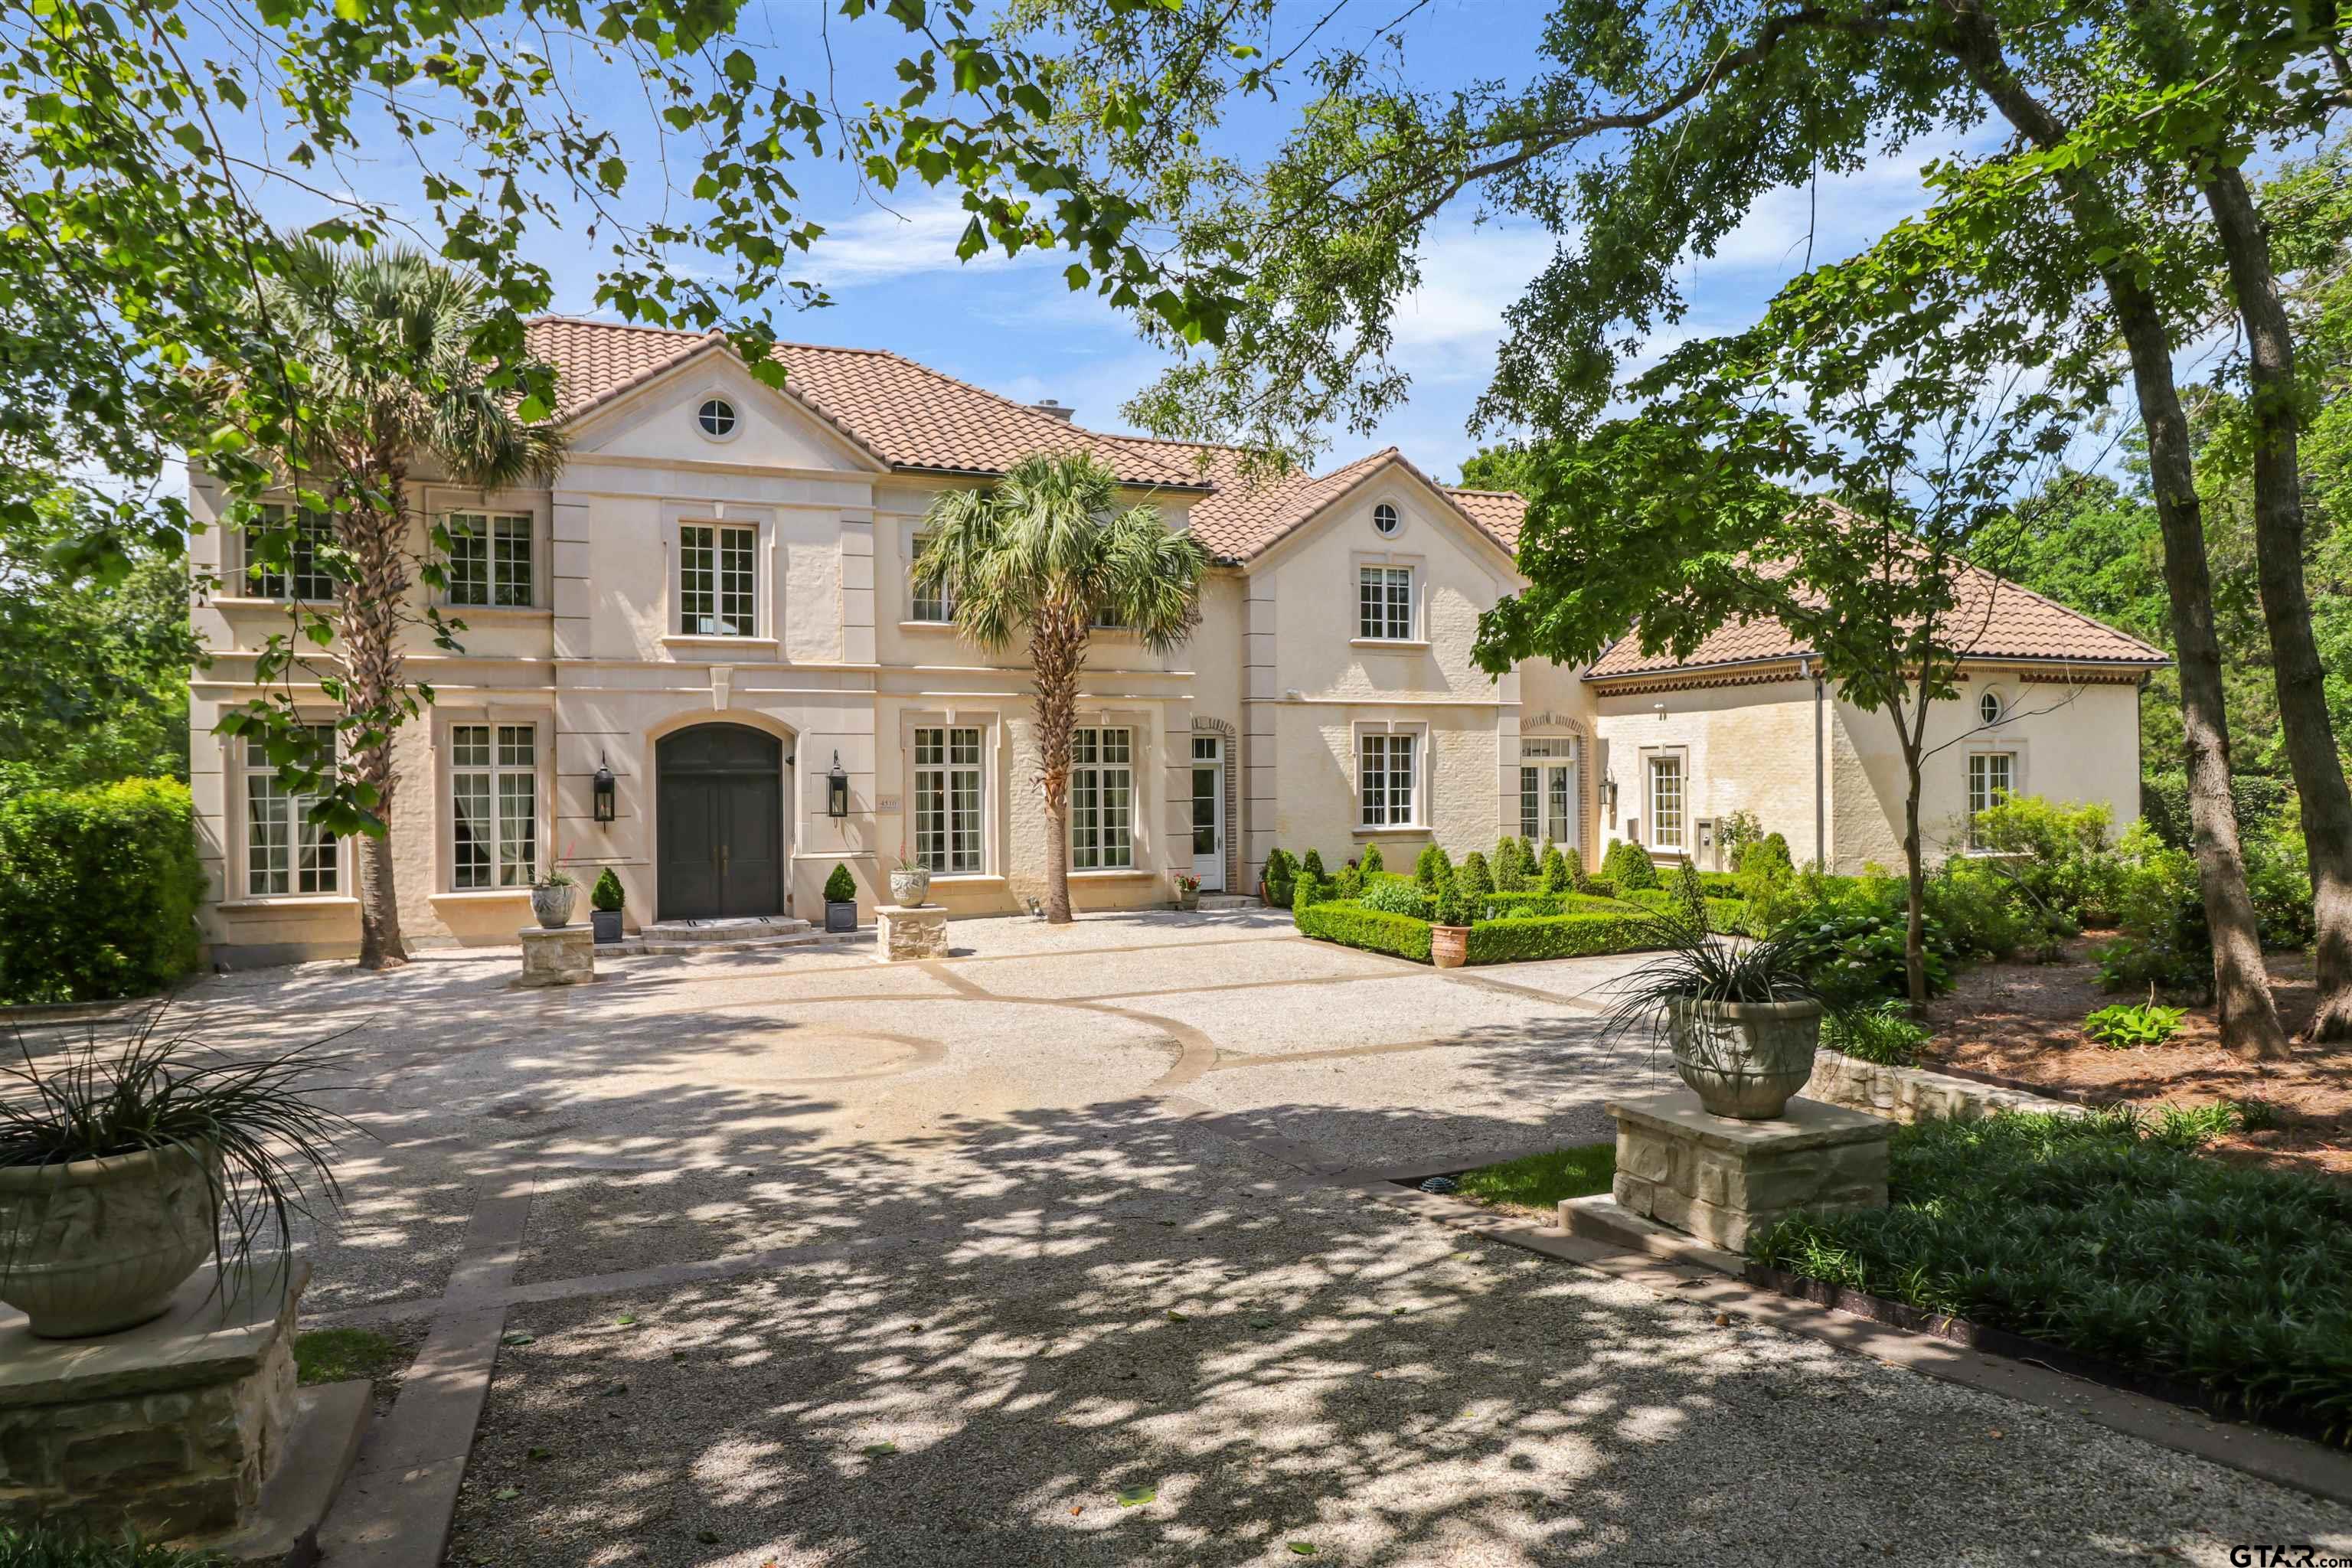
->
(1191, 737, 1225, 891)
(1519, 761, 1579, 851)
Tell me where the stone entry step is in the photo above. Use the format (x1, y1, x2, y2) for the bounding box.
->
(596, 917, 870, 958)
(639, 916, 814, 942)
(1197, 893, 1259, 911)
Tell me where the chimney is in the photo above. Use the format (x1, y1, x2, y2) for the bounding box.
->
(1030, 398, 1075, 423)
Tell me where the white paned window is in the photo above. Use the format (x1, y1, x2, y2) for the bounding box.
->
(1978, 688, 2004, 726)
(1359, 733, 1417, 826)
(1520, 766, 1540, 841)
(447, 512, 534, 607)
(1519, 737, 1578, 848)
(680, 522, 756, 635)
(910, 534, 953, 622)
(1357, 565, 1413, 640)
(1070, 727, 1135, 870)
(913, 727, 983, 874)
(450, 724, 538, 889)
(250, 505, 335, 602)
(1968, 752, 2017, 848)
(244, 725, 338, 896)
(1648, 756, 1684, 851)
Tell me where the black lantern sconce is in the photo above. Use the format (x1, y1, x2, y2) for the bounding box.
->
(1603, 773, 1620, 815)
(826, 750, 850, 818)
(593, 754, 617, 823)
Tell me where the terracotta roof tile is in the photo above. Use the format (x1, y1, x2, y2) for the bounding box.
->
(527, 317, 1527, 563)
(1586, 555, 2165, 678)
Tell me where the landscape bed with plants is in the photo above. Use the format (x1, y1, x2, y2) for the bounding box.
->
(1749, 1106, 2352, 1446)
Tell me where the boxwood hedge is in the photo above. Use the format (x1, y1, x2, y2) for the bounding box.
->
(1463, 911, 1672, 965)
(1293, 899, 1433, 963)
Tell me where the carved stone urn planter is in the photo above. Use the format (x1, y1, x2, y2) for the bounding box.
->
(531, 880, 577, 929)
(1429, 923, 1469, 970)
(1668, 998, 1824, 1119)
(888, 867, 932, 907)
(0, 1142, 219, 1338)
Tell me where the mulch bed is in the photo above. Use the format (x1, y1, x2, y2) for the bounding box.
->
(1920, 935, 2352, 1180)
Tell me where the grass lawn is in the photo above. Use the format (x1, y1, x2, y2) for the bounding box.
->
(0, 1525, 223, 1566)
(1452, 1142, 1615, 1216)
(293, 1325, 411, 1387)
(1749, 1108, 2352, 1446)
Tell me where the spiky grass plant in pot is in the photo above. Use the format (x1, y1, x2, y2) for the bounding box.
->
(0, 1010, 358, 1338)
(1602, 912, 1836, 1119)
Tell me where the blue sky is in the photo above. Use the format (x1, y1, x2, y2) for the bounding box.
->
(231, 0, 1987, 483)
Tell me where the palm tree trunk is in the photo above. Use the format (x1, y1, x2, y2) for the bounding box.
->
(1945, 7, 2286, 1057)
(2200, 165, 2352, 1040)
(344, 467, 410, 970)
(1031, 612, 1085, 925)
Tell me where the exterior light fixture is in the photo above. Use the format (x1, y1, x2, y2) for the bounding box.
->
(593, 755, 617, 823)
(826, 751, 850, 818)
(1604, 774, 1620, 813)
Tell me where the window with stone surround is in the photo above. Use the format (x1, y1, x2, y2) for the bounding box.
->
(1357, 565, 1413, 640)
(1968, 752, 2016, 848)
(247, 505, 335, 602)
(446, 512, 534, 608)
(450, 724, 538, 889)
(243, 725, 338, 896)
(1648, 754, 1684, 851)
(913, 726, 983, 874)
(680, 522, 756, 635)
(1359, 732, 1417, 826)
(1070, 727, 1134, 869)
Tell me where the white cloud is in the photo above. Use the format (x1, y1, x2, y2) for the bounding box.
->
(809, 192, 1047, 288)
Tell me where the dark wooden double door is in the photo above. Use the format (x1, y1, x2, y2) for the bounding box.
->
(657, 724, 786, 921)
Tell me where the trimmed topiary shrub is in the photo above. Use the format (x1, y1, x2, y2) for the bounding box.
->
(1537, 841, 1568, 893)
(1601, 839, 1660, 891)
(1295, 899, 1434, 962)
(1263, 848, 1298, 908)
(1414, 842, 1453, 890)
(1301, 848, 1327, 881)
(824, 863, 857, 903)
(1292, 869, 1328, 914)
(0, 779, 204, 1005)
(1360, 878, 1434, 919)
(1333, 864, 1364, 900)
(1358, 842, 1384, 876)
(591, 867, 626, 913)
(1492, 837, 1526, 892)
(1560, 845, 1587, 893)
(1459, 851, 1494, 897)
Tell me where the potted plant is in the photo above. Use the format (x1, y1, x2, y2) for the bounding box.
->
(1171, 871, 1201, 912)
(1429, 876, 1471, 970)
(889, 847, 931, 907)
(531, 866, 577, 929)
(0, 1011, 358, 1338)
(824, 863, 860, 932)
(589, 867, 626, 943)
(1602, 914, 1833, 1119)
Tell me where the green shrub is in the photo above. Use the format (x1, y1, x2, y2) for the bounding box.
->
(1295, 898, 1433, 962)
(1414, 842, 1453, 890)
(1581, 874, 1616, 900)
(1358, 842, 1384, 876)
(1778, 882, 1955, 1007)
(2245, 808, 2317, 950)
(1924, 858, 2054, 962)
(1600, 838, 1660, 891)
(1459, 851, 1494, 897)
(1463, 910, 1675, 964)
(1972, 794, 2126, 925)
(0, 1527, 224, 1566)
(1301, 848, 1327, 881)
(1537, 842, 1568, 893)
(1623, 887, 1752, 935)
(1292, 870, 1328, 914)
(2082, 998, 2188, 1049)
(1720, 808, 1765, 869)
(1559, 845, 1587, 893)
(1822, 999, 1932, 1067)
(1360, 878, 1434, 919)
(1492, 837, 1526, 891)
(590, 867, 626, 913)
(1749, 1109, 2352, 1444)
(1668, 861, 1706, 915)
(1432, 871, 1471, 927)
(823, 863, 857, 903)
(2101, 825, 2208, 993)
(0, 779, 204, 1005)
(2141, 770, 2293, 852)
(1263, 848, 1298, 908)
(1332, 864, 1364, 900)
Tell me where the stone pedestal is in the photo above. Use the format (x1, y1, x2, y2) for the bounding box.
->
(518, 924, 593, 986)
(0, 1263, 304, 1541)
(875, 903, 948, 962)
(1607, 1088, 1890, 1251)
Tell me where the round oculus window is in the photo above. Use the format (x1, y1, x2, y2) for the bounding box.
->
(1373, 501, 1400, 536)
(1978, 689, 2003, 725)
(697, 397, 737, 438)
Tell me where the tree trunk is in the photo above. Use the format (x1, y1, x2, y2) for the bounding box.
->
(1031, 610, 1086, 925)
(344, 469, 410, 971)
(2200, 164, 2352, 1040)
(1945, 6, 2286, 1057)
(1902, 760, 1927, 1005)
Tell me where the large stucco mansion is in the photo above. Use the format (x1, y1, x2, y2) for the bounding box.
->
(187, 318, 2166, 962)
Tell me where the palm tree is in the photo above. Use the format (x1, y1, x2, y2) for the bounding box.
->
(915, 452, 1209, 923)
(257, 241, 565, 969)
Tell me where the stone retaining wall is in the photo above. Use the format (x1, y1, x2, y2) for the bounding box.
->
(1802, 1049, 2083, 1125)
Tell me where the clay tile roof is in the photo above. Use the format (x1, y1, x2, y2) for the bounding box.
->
(524, 317, 1207, 489)
(1585, 555, 2166, 678)
(525, 317, 1530, 560)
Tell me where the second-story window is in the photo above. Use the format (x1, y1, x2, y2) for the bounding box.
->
(1358, 565, 1413, 640)
(680, 522, 756, 636)
(250, 505, 336, 602)
(447, 512, 534, 608)
(910, 534, 954, 623)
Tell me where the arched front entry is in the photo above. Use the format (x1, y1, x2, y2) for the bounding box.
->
(656, 724, 786, 921)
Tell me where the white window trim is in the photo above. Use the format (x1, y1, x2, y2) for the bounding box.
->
(900, 707, 1004, 878)
(665, 504, 777, 644)
(1349, 549, 1426, 646)
(1070, 724, 1138, 871)
(232, 720, 347, 900)
(1351, 717, 1430, 832)
(441, 715, 550, 892)
(694, 387, 743, 444)
(1070, 706, 1151, 868)
(238, 501, 338, 605)
(1965, 746, 2026, 850)
(1642, 747, 1689, 854)
(432, 491, 550, 613)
